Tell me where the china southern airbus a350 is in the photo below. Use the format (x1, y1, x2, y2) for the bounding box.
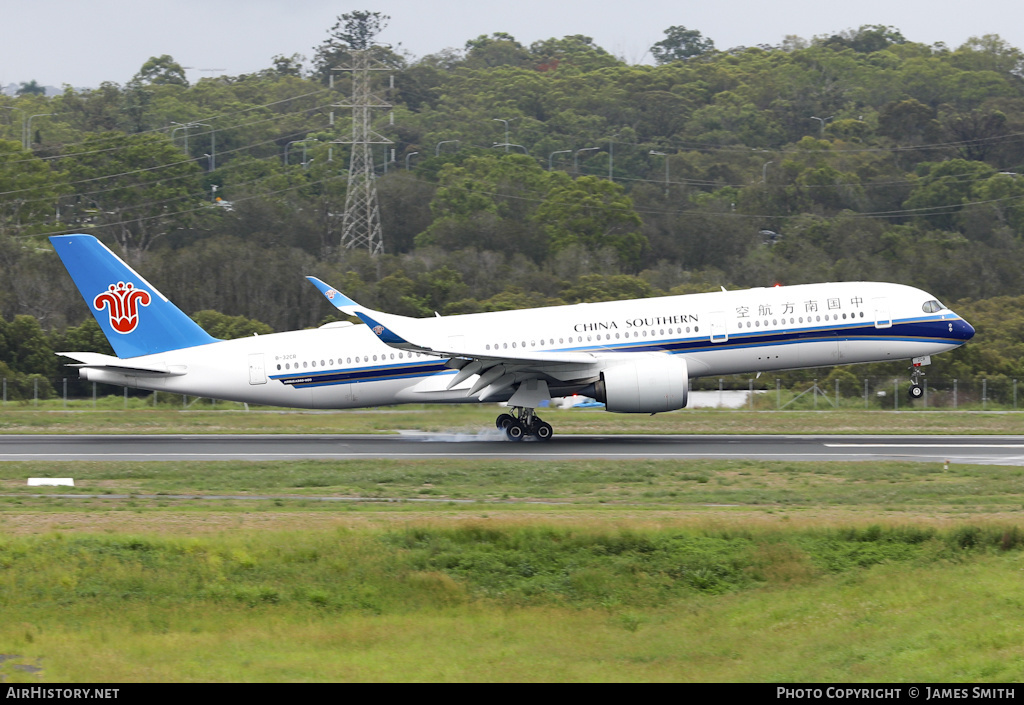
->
(50, 234, 975, 441)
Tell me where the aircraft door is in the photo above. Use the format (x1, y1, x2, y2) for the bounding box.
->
(248, 353, 267, 385)
(872, 297, 892, 329)
(709, 312, 728, 343)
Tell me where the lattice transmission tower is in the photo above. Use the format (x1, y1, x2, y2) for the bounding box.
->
(333, 50, 392, 255)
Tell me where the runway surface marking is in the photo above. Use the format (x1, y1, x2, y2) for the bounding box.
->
(826, 443, 1024, 448)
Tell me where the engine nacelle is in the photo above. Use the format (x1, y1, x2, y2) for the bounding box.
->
(594, 356, 689, 413)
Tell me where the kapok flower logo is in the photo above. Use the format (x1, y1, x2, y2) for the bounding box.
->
(93, 281, 151, 334)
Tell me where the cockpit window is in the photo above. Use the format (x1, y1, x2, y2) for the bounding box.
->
(922, 300, 945, 313)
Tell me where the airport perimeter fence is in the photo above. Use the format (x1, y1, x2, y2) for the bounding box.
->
(0, 375, 1020, 412)
(690, 376, 1021, 411)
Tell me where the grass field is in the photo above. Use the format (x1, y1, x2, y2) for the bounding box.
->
(0, 405, 1023, 435)
(2, 443, 1024, 682)
(2, 523, 1023, 682)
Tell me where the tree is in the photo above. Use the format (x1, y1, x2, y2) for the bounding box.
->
(651, 26, 715, 64)
(3, 315, 57, 377)
(54, 82, 124, 133)
(61, 132, 204, 261)
(0, 140, 67, 237)
(16, 80, 46, 96)
(267, 54, 306, 78)
(951, 35, 1024, 76)
(903, 159, 996, 230)
(191, 310, 274, 338)
(330, 10, 389, 50)
(417, 154, 553, 260)
(463, 33, 531, 69)
(529, 35, 621, 72)
(312, 11, 398, 81)
(940, 108, 1009, 164)
(131, 55, 189, 87)
(877, 98, 938, 144)
(51, 318, 112, 356)
(820, 25, 906, 54)
(560, 273, 654, 303)
(535, 176, 646, 268)
(686, 90, 785, 146)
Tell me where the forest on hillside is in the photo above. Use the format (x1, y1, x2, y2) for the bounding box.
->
(1, 14, 1023, 396)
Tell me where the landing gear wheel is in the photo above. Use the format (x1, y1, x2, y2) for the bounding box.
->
(534, 422, 553, 442)
(907, 362, 928, 402)
(501, 404, 555, 441)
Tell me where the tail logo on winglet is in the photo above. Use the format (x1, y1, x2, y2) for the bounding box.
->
(93, 282, 151, 334)
(372, 325, 385, 336)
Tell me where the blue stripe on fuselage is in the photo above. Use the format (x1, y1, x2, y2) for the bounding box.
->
(272, 360, 450, 389)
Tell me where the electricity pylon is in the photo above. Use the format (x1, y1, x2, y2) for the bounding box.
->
(333, 50, 392, 255)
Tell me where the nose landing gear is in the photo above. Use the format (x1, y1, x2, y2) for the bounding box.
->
(908, 356, 930, 400)
(495, 407, 553, 442)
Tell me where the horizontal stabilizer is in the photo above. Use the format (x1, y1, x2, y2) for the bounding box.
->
(57, 352, 187, 376)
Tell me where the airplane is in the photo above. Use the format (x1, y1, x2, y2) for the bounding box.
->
(49, 233, 975, 441)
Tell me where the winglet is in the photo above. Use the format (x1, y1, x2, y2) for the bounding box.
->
(306, 276, 363, 315)
(354, 311, 414, 347)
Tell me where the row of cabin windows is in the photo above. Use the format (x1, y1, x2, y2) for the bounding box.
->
(276, 351, 425, 372)
(738, 311, 866, 329)
(273, 311, 871, 372)
(483, 326, 699, 351)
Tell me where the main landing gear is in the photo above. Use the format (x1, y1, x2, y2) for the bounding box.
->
(495, 407, 553, 442)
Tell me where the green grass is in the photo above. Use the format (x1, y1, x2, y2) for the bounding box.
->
(1, 524, 1023, 682)
(4, 458, 1024, 511)
(0, 405, 1022, 435)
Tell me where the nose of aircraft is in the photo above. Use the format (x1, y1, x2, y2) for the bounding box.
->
(958, 317, 976, 341)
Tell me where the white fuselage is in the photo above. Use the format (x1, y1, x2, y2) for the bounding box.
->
(78, 281, 973, 409)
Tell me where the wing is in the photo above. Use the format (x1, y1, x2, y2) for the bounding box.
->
(308, 278, 617, 403)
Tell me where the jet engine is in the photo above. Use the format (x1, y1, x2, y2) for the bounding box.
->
(593, 356, 689, 413)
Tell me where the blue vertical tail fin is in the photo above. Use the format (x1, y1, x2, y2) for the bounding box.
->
(50, 234, 218, 358)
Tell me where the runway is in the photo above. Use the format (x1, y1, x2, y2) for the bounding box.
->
(2, 433, 1024, 465)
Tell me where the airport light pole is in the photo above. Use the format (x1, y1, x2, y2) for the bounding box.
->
(810, 115, 833, 137)
(574, 147, 599, 176)
(24, 113, 53, 150)
(492, 118, 516, 152)
(192, 122, 214, 170)
(549, 149, 571, 170)
(650, 150, 669, 197)
(607, 134, 620, 181)
(435, 140, 459, 156)
(285, 139, 319, 169)
(170, 121, 191, 151)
